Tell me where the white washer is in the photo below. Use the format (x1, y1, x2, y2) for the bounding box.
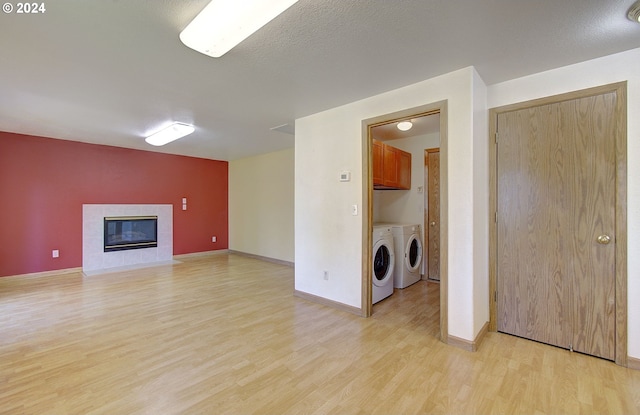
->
(392, 224, 423, 288)
(376, 223, 423, 288)
(372, 225, 395, 304)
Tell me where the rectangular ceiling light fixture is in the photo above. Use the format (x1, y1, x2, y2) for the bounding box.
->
(145, 122, 195, 146)
(179, 0, 299, 58)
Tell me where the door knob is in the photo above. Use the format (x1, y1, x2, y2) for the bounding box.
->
(596, 235, 611, 245)
(430, 221, 436, 227)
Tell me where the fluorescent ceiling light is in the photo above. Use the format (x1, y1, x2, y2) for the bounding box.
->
(180, 0, 300, 58)
(397, 121, 413, 131)
(145, 122, 195, 146)
(629, 0, 640, 22)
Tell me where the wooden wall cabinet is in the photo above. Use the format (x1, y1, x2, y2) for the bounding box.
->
(372, 140, 411, 190)
(372, 139, 384, 185)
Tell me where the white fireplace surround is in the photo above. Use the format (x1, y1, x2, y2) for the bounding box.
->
(83, 204, 173, 275)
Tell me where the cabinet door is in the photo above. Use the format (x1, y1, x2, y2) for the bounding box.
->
(397, 149, 411, 189)
(383, 145, 399, 187)
(372, 140, 384, 186)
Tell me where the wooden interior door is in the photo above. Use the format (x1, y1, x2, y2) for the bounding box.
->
(496, 92, 617, 360)
(426, 149, 440, 281)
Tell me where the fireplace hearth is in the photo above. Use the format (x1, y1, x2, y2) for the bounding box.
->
(104, 216, 158, 252)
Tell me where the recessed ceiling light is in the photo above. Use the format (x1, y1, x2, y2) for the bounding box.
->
(145, 122, 194, 146)
(180, 0, 300, 58)
(397, 121, 413, 131)
(629, 0, 640, 22)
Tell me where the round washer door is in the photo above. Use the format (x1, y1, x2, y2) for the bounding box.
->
(405, 234, 423, 272)
(373, 239, 394, 287)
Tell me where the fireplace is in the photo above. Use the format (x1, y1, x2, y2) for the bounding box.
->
(104, 216, 158, 252)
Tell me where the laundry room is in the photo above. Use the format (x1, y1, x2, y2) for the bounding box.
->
(371, 112, 440, 305)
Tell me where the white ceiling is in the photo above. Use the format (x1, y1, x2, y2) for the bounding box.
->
(1, 0, 639, 161)
(371, 114, 440, 141)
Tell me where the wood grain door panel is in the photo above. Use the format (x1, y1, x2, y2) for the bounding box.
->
(383, 146, 399, 187)
(427, 149, 440, 281)
(496, 92, 616, 360)
(372, 140, 383, 186)
(398, 150, 412, 190)
(496, 105, 572, 349)
(568, 92, 616, 359)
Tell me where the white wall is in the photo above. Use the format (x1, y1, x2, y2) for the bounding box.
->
(229, 148, 294, 263)
(472, 70, 490, 336)
(487, 48, 640, 359)
(295, 67, 488, 342)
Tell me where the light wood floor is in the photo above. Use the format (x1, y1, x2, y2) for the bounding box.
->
(1, 254, 639, 414)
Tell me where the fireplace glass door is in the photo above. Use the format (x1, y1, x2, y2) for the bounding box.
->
(104, 216, 158, 252)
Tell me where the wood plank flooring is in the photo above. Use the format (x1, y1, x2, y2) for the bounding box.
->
(1, 253, 639, 414)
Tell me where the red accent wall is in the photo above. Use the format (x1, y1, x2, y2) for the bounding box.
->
(0, 131, 228, 277)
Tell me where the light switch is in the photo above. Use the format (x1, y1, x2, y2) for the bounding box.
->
(351, 204, 358, 216)
(182, 197, 187, 203)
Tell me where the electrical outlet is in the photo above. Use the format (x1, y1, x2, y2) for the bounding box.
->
(212, 236, 217, 243)
(52, 250, 59, 258)
(323, 270, 329, 280)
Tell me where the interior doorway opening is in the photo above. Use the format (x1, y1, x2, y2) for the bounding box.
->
(362, 101, 448, 343)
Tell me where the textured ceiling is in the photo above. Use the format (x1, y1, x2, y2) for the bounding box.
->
(1, 0, 639, 160)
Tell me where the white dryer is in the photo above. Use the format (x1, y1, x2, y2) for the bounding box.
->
(386, 224, 423, 288)
(372, 225, 395, 304)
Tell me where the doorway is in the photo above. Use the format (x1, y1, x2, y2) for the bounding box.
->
(488, 83, 627, 365)
(362, 101, 448, 343)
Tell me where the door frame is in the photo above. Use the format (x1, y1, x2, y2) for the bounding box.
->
(361, 100, 449, 344)
(488, 82, 628, 366)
